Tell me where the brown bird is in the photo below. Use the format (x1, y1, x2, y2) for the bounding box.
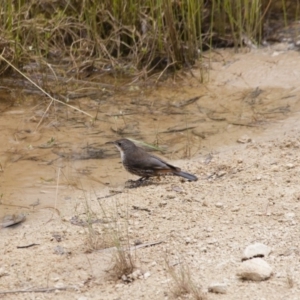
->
(109, 138, 198, 183)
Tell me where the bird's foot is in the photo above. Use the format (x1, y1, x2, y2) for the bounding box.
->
(125, 177, 149, 188)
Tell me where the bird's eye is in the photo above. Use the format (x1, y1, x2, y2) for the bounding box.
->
(118, 142, 122, 146)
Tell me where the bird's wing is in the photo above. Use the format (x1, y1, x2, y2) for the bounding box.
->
(131, 153, 181, 172)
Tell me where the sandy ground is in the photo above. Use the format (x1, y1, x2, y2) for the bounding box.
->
(1, 44, 300, 299)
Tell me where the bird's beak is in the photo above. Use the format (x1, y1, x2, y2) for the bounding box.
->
(105, 141, 115, 145)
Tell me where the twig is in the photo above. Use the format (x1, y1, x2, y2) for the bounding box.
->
(0, 286, 76, 294)
(98, 240, 163, 252)
(97, 191, 123, 200)
(0, 53, 93, 130)
(162, 126, 196, 133)
(133, 240, 163, 250)
(132, 205, 151, 213)
(17, 243, 40, 249)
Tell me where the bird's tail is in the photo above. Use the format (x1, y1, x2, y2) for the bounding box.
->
(174, 171, 198, 181)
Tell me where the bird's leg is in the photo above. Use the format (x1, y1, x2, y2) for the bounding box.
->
(137, 176, 149, 182)
(125, 176, 149, 188)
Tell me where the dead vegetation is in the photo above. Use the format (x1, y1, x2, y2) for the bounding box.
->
(166, 257, 206, 300)
(110, 245, 137, 281)
(0, 0, 299, 83)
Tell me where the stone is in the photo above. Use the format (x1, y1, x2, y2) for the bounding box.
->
(215, 202, 224, 208)
(286, 163, 295, 169)
(54, 282, 65, 288)
(208, 282, 227, 294)
(0, 268, 7, 277)
(237, 135, 252, 144)
(237, 258, 273, 281)
(232, 206, 240, 212)
(242, 243, 272, 260)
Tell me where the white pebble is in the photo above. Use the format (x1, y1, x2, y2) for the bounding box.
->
(237, 258, 273, 281)
(208, 282, 227, 294)
(242, 243, 272, 260)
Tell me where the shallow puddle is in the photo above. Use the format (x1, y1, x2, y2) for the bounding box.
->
(1, 44, 300, 217)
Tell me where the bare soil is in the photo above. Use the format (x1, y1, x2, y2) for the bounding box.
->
(1, 44, 300, 299)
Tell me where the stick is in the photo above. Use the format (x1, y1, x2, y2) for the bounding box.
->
(97, 240, 164, 252)
(0, 53, 93, 130)
(0, 286, 76, 294)
(17, 243, 40, 249)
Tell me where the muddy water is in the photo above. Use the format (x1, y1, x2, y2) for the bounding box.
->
(1, 44, 300, 218)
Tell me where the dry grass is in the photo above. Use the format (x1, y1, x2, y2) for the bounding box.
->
(110, 245, 136, 281)
(1, 0, 298, 83)
(166, 258, 206, 300)
(81, 190, 138, 280)
(286, 270, 294, 288)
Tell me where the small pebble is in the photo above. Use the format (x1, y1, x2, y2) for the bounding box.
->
(237, 258, 273, 281)
(215, 202, 224, 208)
(232, 206, 240, 212)
(143, 271, 151, 279)
(237, 135, 252, 144)
(286, 163, 295, 169)
(54, 282, 65, 288)
(208, 282, 227, 294)
(0, 268, 7, 277)
(242, 243, 272, 260)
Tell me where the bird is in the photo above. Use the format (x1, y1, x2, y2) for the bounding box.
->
(108, 138, 198, 183)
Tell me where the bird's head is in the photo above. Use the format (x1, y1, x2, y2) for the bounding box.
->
(106, 139, 136, 160)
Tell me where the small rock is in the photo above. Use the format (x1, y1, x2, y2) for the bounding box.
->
(271, 165, 279, 172)
(285, 212, 295, 219)
(217, 170, 227, 177)
(231, 206, 240, 212)
(122, 269, 143, 282)
(202, 200, 208, 207)
(185, 237, 191, 244)
(54, 282, 65, 288)
(237, 258, 273, 281)
(242, 243, 272, 260)
(1, 214, 26, 228)
(143, 271, 151, 279)
(237, 135, 252, 144)
(159, 201, 168, 207)
(208, 283, 227, 294)
(52, 277, 60, 282)
(205, 227, 214, 232)
(207, 238, 218, 245)
(286, 163, 295, 169)
(0, 268, 7, 277)
(200, 246, 207, 252)
(215, 202, 224, 208)
(128, 269, 142, 280)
